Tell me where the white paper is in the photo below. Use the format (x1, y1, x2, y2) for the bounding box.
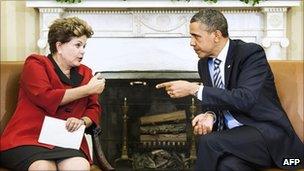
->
(38, 116, 85, 150)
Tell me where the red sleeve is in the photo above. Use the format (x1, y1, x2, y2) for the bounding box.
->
(83, 94, 101, 126)
(80, 66, 101, 126)
(20, 57, 65, 115)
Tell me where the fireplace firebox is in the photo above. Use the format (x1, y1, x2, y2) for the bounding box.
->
(97, 71, 201, 170)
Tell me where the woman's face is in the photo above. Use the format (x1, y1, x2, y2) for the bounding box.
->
(57, 35, 87, 67)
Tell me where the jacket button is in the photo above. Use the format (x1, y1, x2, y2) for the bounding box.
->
(64, 108, 72, 113)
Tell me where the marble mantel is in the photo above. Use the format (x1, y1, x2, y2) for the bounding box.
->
(26, 0, 301, 72)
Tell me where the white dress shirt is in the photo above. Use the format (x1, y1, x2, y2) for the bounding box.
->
(196, 39, 243, 129)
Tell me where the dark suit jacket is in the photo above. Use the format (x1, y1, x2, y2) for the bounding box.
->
(197, 39, 303, 169)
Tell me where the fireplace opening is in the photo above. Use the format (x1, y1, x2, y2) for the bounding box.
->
(98, 71, 201, 170)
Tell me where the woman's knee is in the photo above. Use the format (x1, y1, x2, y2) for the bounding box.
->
(28, 160, 57, 171)
(57, 157, 90, 171)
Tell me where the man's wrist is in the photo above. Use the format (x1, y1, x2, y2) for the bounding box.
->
(190, 83, 201, 96)
(205, 111, 217, 123)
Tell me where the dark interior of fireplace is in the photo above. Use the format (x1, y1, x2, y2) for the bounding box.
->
(97, 71, 201, 170)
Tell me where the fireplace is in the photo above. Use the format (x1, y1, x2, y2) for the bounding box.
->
(98, 71, 201, 169)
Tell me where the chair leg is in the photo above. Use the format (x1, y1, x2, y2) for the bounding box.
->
(92, 127, 115, 171)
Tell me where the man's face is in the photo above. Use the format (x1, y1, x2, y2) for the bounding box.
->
(189, 22, 216, 59)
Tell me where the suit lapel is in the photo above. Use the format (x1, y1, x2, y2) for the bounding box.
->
(225, 39, 236, 88)
(199, 58, 213, 87)
(204, 58, 213, 87)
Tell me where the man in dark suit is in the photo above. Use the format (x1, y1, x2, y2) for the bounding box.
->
(156, 9, 303, 170)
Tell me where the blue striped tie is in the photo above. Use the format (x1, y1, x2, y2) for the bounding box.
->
(213, 58, 224, 89)
(213, 58, 224, 131)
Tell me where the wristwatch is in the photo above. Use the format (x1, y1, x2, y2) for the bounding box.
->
(81, 118, 87, 126)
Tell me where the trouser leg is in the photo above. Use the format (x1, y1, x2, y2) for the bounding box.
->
(194, 126, 273, 171)
(217, 155, 257, 171)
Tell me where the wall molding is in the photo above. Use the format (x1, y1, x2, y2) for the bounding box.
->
(26, 0, 301, 72)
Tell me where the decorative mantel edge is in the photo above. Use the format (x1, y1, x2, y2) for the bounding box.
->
(26, 0, 300, 9)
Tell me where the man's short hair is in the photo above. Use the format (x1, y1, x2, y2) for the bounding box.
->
(190, 8, 229, 38)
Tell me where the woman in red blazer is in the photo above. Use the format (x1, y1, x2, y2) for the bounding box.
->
(0, 17, 105, 171)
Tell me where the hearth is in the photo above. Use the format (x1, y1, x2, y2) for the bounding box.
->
(97, 71, 201, 170)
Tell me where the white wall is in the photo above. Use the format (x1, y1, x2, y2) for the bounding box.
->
(1, 1, 303, 61)
(287, 1, 303, 60)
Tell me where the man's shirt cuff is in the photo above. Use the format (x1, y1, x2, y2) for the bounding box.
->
(196, 85, 204, 101)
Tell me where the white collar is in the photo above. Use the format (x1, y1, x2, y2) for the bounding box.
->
(215, 39, 229, 63)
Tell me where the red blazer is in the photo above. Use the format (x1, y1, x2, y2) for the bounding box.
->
(0, 54, 101, 164)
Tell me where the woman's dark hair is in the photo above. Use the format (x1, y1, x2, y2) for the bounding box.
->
(190, 9, 229, 38)
(48, 17, 94, 54)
